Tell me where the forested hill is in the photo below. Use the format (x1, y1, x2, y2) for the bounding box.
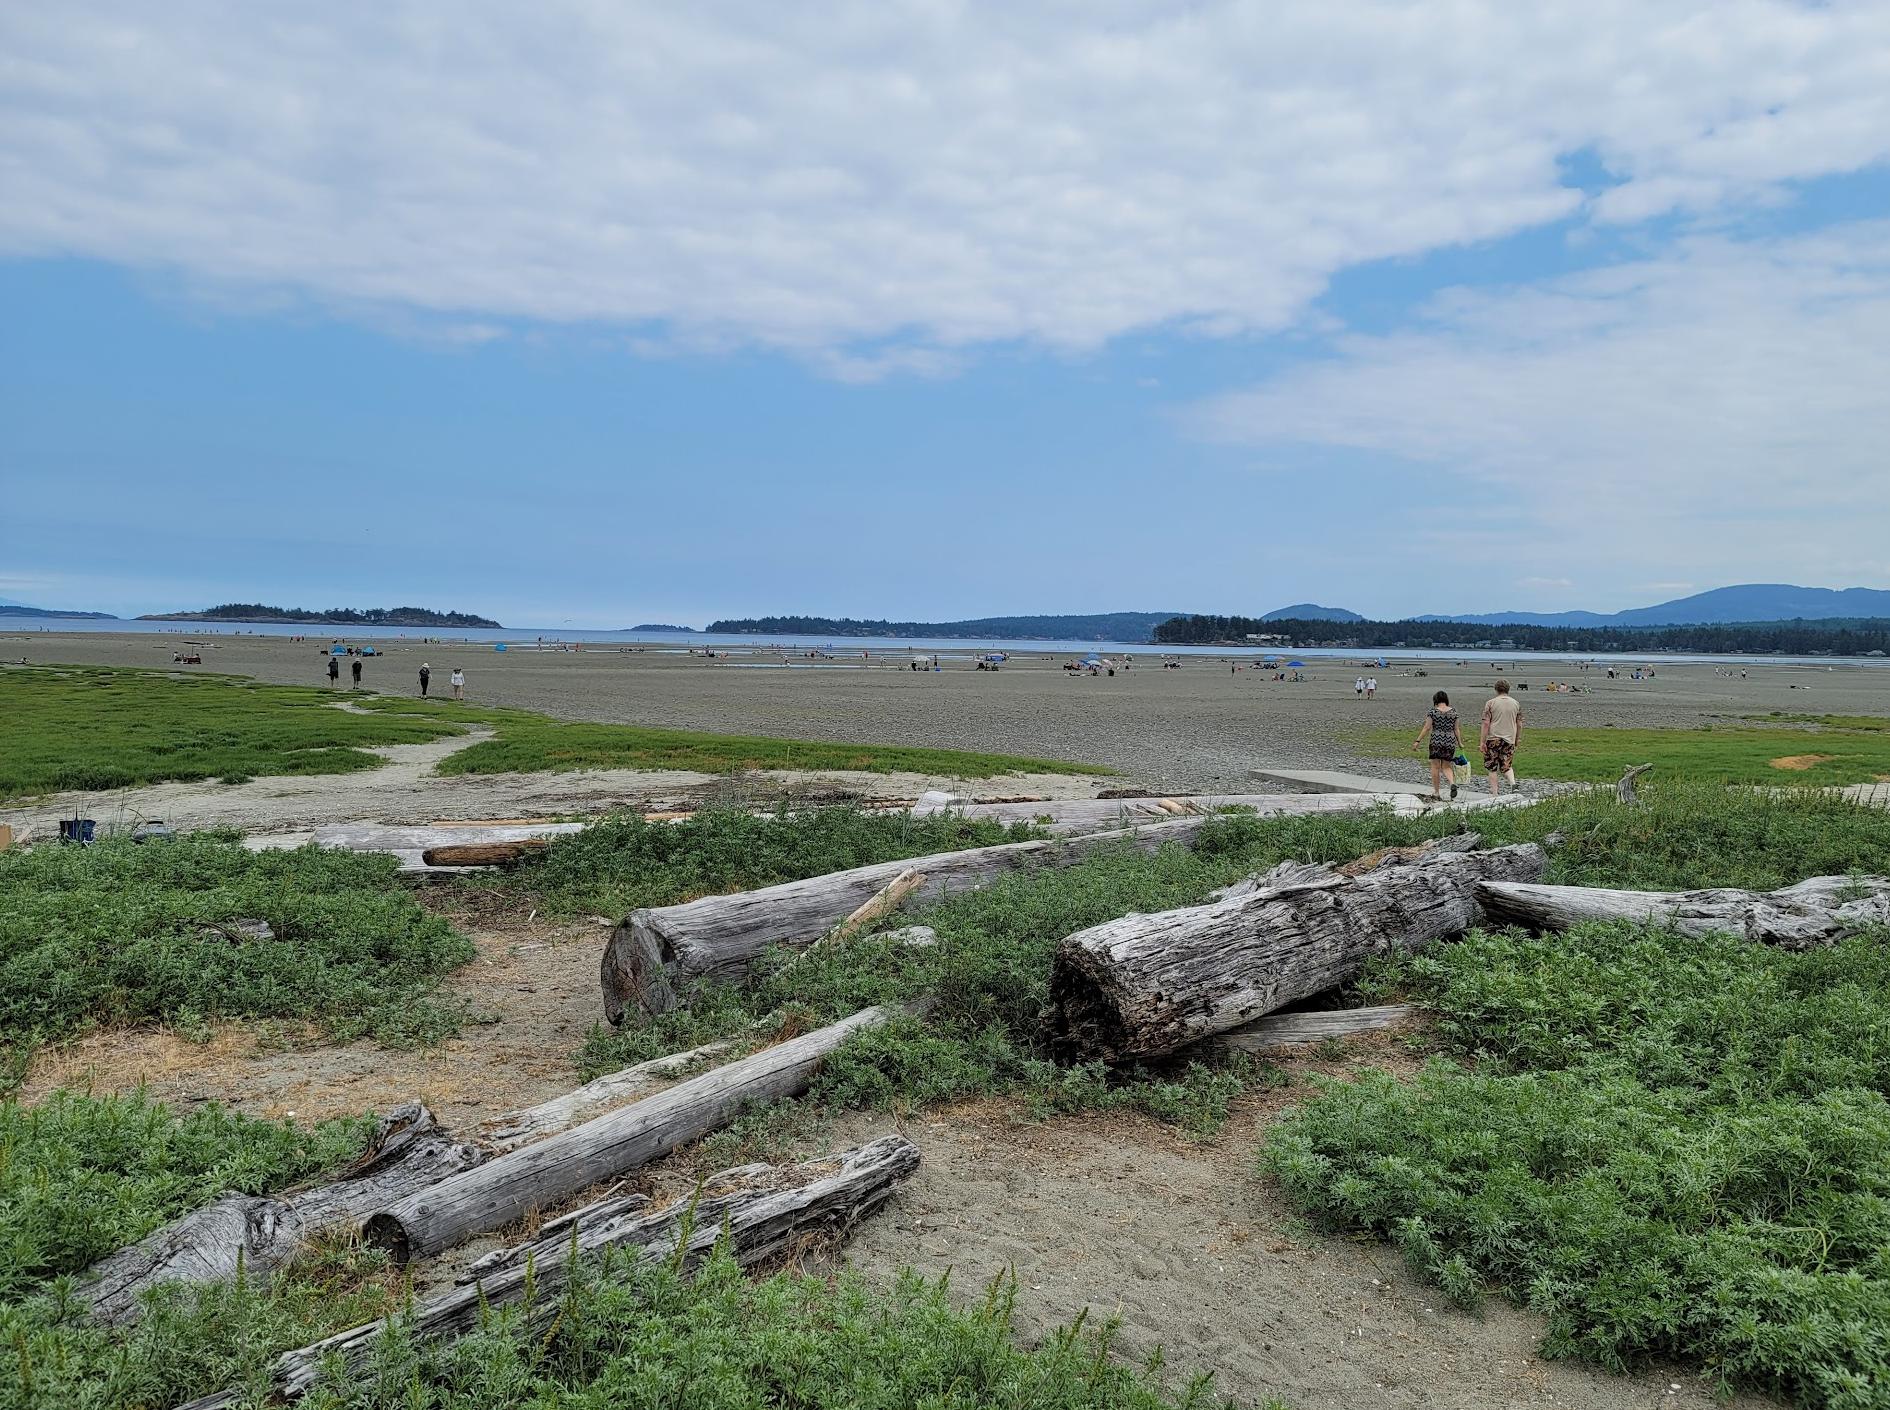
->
(708, 612, 1186, 640)
(140, 604, 503, 628)
(1154, 614, 1890, 656)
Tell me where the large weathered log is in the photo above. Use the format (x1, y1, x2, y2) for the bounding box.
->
(1479, 874, 1890, 948)
(365, 1005, 893, 1263)
(80, 1103, 481, 1324)
(1047, 843, 1545, 1063)
(180, 1136, 920, 1409)
(601, 814, 1222, 1022)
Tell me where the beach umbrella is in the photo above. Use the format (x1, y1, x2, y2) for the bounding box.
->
(1287, 659, 1306, 668)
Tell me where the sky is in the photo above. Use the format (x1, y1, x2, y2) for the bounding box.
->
(3, 2, 1889, 628)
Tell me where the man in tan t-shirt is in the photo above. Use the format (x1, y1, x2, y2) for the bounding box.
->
(1480, 680, 1523, 795)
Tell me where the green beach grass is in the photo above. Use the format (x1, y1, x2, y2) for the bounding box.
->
(0, 665, 1106, 801)
(1356, 716, 1890, 787)
(0, 666, 463, 798)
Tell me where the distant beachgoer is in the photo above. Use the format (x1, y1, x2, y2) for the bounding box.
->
(1366, 676, 1377, 698)
(419, 662, 431, 696)
(350, 658, 363, 687)
(450, 667, 465, 700)
(1481, 680, 1523, 795)
(1411, 690, 1461, 801)
(326, 656, 339, 686)
(1355, 676, 1365, 697)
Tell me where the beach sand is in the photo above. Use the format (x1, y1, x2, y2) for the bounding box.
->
(12, 629, 1888, 795)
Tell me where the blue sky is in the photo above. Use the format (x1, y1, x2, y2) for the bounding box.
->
(3, 3, 1889, 629)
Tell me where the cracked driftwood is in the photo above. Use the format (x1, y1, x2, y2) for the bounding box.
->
(1217, 1003, 1418, 1054)
(1047, 841, 1545, 1063)
(474, 1038, 740, 1151)
(80, 1104, 482, 1324)
(1479, 874, 1890, 949)
(178, 1136, 921, 1409)
(365, 1005, 895, 1263)
(600, 814, 1223, 1022)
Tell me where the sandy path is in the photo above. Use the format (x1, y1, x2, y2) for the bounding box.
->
(838, 1096, 1772, 1410)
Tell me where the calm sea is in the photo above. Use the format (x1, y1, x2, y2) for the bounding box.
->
(2, 616, 1884, 669)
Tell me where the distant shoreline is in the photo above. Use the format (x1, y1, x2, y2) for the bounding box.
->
(140, 610, 502, 628)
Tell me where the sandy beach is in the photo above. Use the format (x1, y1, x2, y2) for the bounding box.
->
(13, 630, 1887, 794)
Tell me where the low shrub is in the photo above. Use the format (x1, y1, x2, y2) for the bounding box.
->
(0, 836, 475, 1073)
(1267, 922, 1890, 1407)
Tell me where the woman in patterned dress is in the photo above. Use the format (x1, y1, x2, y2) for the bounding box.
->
(1410, 689, 1461, 801)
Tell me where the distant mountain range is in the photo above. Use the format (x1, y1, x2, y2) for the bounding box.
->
(0, 599, 117, 619)
(706, 612, 1187, 641)
(1262, 584, 1890, 629)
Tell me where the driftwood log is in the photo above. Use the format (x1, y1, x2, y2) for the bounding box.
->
(365, 1005, 893, 1262)
(601, 815, 1223, 1022)
(81, 1104, 481, 1324)
(1480, 874, 1890, 948)
(179, 1136, 920, 1409)
(420, 839, 550, 867)
(1047, 842, 1545, 1063)
(1217, 1004, 1417, 1054)
(474, 1038, 738, 1151)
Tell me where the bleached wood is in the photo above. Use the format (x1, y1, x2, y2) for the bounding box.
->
(1479, 874, 1890, 949)
(1616, 763, 1654, 804)
(80, 1104, 482, 1324)
(474, 1039, 738, 1151)
(601, 814, 1223, 1022)
(178, 1136, 921, 1409)
(365, 1006, 893, 1263)
(1047, 843, 1545, 1063)
(1217, 1004, 1417, 1053)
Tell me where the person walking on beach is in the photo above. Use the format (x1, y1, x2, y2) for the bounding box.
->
(350, 657, 363, 688)
(419, 662, 431, 697)
(450, 667, 465, 700)
(326, 655, 339, 687)
(1355, 676, 1365, 697)
(1410, 690, 1461, 801)
(1366, 675, 1377, 699)
(1480, 679, 1523, 795)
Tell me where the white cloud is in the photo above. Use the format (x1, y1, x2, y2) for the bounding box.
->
(3, 1, 1889, 362)
(1192, 221, 1890, 588)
